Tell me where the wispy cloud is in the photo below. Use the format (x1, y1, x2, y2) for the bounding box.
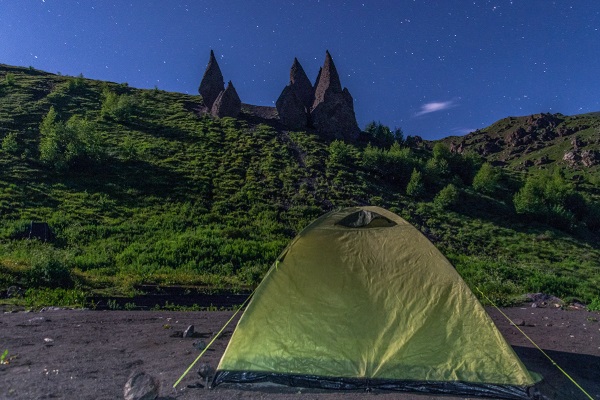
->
(451, 127, 477, 136)
(415, 100, 457, 116)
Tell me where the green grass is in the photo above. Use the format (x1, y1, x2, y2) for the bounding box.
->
(0, 63, 599, 308)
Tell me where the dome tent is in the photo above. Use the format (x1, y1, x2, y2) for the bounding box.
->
(213, 206, 541, 399)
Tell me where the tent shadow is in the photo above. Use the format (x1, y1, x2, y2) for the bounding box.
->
(513, 345, 600, 400)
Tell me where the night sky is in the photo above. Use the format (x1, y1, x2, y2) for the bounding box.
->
(1, 1, 599, 140)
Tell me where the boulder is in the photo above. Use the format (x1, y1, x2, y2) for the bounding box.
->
(123, 371, 159, 400)
(581, 150, 598, 167)
(276, 85, 308, 130)
(211, 81, 241, 118)
(563, 151, 579, 167)
(199, 50, 225, 110)
(310, 51, 360, 140)
(289, 58, 314, 110)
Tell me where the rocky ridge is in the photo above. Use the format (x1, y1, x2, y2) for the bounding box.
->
(443, 112, 600, 171)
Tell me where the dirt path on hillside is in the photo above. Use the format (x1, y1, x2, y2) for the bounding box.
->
(0, 306, 598, 400)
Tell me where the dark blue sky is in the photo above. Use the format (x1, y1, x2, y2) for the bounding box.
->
(2, 1, 599, 140)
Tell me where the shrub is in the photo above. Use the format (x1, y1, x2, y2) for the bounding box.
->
(363, 121, 402, 147)
(4, 73, 16, 86)
(23, 288, 86, 308)
(25, 252, 73, 289)
(101, 88, 135, 121)
(434, 183, 460, 209)
(513, 170, 578, 229)
(406, 168, 425, 197)
(39, 108, 104, 170)
(1, 132, 19, 154)
(67, 73, 85, 91)
(327, 140, 358, 167)
(472, 163, 501, 194)
(588, 297, 600, 311)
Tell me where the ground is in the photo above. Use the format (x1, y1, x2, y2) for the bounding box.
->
(0, 306, 598, 400)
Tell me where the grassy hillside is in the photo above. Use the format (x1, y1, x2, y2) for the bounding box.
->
(0, 64, 599, 309)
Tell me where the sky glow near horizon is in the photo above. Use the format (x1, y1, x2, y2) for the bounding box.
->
(1, 1, 599, 140)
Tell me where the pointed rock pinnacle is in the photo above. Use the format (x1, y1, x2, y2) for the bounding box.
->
(199, 50, 225, 110)
(211, 81, 241, 118)
(312, 50, 343, 108)
(276, 85, 308, 130)
(289, 58, 314, 110)
(310, 51, 359, 140)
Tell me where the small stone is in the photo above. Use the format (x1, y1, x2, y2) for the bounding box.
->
(193, 340, 206, 350)
(197, 363, 213, 378)
(6, 286, 22, 298)
(124, 371, 160, 400)
(183, 325, 194, 338)
(511, 319, 525, 327)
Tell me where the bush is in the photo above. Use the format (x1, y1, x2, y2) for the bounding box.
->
(406, 168, 425, 197)
(327, 140, 359, 167)
(4, 73, 15, 86)
(513, 170, 578, 229)
(434, 183, 460, 209)
(39, 108, 104, 170)
(1, 132, 19, 154)
(363, 121, 403, 147)
(588, 297, 600, 311)
(472, 163, 501, 194)
(23, 288, 86, 308)
(101, 88, 135, 121)
(25, 253, 73, 289)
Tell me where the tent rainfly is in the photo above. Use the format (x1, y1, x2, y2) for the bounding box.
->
(212, 206, 541, 399)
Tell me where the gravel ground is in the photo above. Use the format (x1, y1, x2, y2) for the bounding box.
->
(0, 306, 598, 400)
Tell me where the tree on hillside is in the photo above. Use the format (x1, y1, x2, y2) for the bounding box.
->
(406, 168, 425, 198)
(39, 108, 103, 170)
(363, 121, 403, 148)
(434, 183, 460, 210)
(513, 170, 582, 230)
(101, 88, 135, 121)
(472, 163, 501, 194)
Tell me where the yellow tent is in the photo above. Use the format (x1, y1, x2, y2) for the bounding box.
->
(213, 206, 540, 399)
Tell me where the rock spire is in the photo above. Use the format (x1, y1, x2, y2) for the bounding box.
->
(312, 50, 343, 105)
(198, 50, 242, 118)
(211, 81, 241, 118)
(289, 58, 314, 110)
(199, 50, 225, 111)
(276, 51, 360, 140)
(276, 85, 308, 130)
(310, 51, 360, 140)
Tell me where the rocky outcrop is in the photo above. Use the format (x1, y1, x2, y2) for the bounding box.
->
(276, 58, 313, 129)
(276, 51, 360, 140)
(581, 150, 598, 167)
(289, 58, 314, 109)
(211, 81, 241, 118)
(309, 51, 360, 140)
(198, 50, 225, 110)
(198, 50, 243, 118)
(276, 85, 308, 130)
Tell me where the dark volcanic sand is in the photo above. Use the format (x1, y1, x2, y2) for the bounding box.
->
(0, 306, 598, 400)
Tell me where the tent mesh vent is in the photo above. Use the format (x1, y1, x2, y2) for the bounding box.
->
(337, 210, 396, 228)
